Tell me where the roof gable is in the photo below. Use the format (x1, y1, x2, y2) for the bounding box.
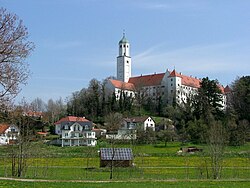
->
(169, 70, 182, 78)
(224, 85, 231, 93)
(124, 116, 154, 123)
(55, 116, 90, 125)
(128, 73, 165, 87)
(169, 70, 201, 88)
(0, 124, 10, 134)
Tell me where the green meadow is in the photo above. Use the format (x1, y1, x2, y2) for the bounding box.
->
(0, 142, 249, 187)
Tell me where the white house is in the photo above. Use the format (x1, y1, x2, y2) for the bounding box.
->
(106, 34, 228, 108)
(0, 124, 19, 145)
(106, 116, 155, 140)
(123, 116, 155, 131)
(54, 116, 97, 147)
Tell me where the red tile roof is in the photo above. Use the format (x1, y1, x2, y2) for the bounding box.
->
(109, 79, 135, 90)
(181, 75, 201, 88)
(54, 116, 90, 125)
(169, 70, 201, 88)
(224, 85, 231, 93)
(169, 70, 182, 78)
(217, 84, 226, 94)
(128, 73, 165, 87)
(37, 132, 48, 135)
(0, 124, 10, 134)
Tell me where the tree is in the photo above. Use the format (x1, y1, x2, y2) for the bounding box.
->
(157, 118, 176, 146)
(0, 8, 34, 102)
(207, 121, 227, 179)
(230, 76, 250, 122)
(30, 98, 46, 112)
(8, 102, 37, 177)
(104, 112, 123, 179)
(194, 77, 224, 122)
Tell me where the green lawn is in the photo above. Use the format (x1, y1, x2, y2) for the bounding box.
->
(0, 142, 249, 181)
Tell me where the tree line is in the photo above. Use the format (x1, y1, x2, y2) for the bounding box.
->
(0, 7, 249, 146)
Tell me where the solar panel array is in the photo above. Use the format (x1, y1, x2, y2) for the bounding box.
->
(100, 148, 133, 161)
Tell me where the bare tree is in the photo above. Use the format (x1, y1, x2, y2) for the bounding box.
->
(0, 8, 34, 102)
(8, 103, 35, 177)
(105, 112, 123, 179)
(207, 121, 227, 179)
(30, 98, 46, 112)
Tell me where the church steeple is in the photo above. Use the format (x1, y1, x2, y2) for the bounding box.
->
(118, 32, 130, 57)
(117, 33, 131, 82)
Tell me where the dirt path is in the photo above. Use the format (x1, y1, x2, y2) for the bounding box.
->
(0, 177, 250, 183)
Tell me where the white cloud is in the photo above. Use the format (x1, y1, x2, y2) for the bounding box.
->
(133, 41, 250, 83)
(132, 0, 206, 11)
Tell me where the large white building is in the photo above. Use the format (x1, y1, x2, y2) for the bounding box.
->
(107, 34, 229, 107)
(55, 116, 97, 147)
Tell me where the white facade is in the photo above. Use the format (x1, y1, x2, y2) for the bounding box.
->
(117, 34, 131, 83)
(55, 117, 97, 147)
(106, 116, 155, 140)
(109, 36, 228, 108)
(0, 124, 19, 145)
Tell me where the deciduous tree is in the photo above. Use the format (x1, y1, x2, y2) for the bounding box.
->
(0, 8, 34, 103)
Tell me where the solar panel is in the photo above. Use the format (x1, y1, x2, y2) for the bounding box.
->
(100, 148, 133, 160)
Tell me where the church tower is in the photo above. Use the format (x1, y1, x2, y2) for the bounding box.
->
(117, 33, 131, 82)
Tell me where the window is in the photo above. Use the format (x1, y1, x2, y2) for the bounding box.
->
(127, 61, 129, 63)
(123, 45, 126, 47)
(171, 83, 173, 86)
(120, 45, 122, 48)
(88, 133, 91, 137)
(171, 78, 173, 81)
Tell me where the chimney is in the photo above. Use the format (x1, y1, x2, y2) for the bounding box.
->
(180, 72, 182, 75)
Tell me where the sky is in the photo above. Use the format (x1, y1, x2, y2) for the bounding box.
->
(1, 0, 250, 103)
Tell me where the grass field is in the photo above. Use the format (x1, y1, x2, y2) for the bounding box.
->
(0, 142, 249, 186)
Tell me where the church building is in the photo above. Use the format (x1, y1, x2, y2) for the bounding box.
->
(106, 34, 228, 107)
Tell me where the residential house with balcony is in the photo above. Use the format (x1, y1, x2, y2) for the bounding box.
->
(55, 116, 97, 147)
(106, 116, 155, 140)
(0, 123, 19, 145)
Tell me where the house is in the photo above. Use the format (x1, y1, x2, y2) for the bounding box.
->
(106, 34, 228, 108)
(106, 116, 155, 140)
(123, 116, 155, 131)
(54, 116, 97, 147)
(0, 123, 19, 145)
(99, 148, 133, 167)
